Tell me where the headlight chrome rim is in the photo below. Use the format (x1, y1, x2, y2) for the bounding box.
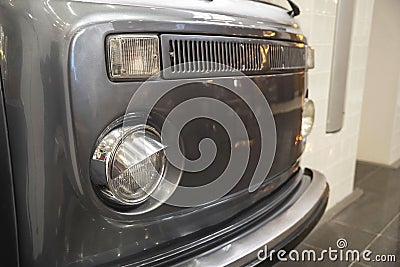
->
(90, 117, 177, 211)
(104, 125, 167, 206)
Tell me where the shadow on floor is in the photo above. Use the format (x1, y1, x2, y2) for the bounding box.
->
(271, 161, 400, 267)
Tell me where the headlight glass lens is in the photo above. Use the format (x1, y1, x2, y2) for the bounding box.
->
(108, 129, 166, 205)
(302, 98, 315, 137)
(110, 152, 164, 202)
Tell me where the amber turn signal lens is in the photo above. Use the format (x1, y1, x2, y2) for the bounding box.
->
(107, 34, 160, 80)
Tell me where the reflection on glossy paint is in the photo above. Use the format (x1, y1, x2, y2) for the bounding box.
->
(234, 139, 254, 148)
(67, 2, 78, 16)
(44, 0, 70, 30)
(26, 12, 38, 21)
(270, 98, 302, 115)
(0, 26, 6, 72)
(296, 34, 304, 41)
(295, 134, 303, 145)
(263, 30, 276, 37)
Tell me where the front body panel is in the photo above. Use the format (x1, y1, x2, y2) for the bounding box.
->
(0, 1, 308, 265)
(68, 23, 305, 266)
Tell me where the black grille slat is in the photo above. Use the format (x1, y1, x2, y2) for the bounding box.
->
(163, 34, 306, 79)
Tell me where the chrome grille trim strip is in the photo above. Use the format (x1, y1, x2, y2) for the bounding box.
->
(161, 34, 306, 79)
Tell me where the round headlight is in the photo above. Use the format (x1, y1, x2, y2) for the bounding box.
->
(92, 124, 167, 206)
(302, 98, 315, 137)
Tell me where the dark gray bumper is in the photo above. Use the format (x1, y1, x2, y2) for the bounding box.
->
(173, 169, 329, 267)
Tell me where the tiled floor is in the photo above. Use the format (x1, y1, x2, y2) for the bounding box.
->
(275, 161, 400, 266)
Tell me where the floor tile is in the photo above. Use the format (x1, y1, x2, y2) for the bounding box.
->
(271, 163, 400, 266)
(303, 221, 376, 251)
(381, 214, 400, 241)
(355, 162, 382, 185)
(332, 191, 400, 234)
(351, 263, 371, 267)
(362, 236, 400, 267)
(358, 167, 400, 197)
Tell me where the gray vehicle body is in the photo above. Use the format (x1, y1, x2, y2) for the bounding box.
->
(0, 0, 329, 266)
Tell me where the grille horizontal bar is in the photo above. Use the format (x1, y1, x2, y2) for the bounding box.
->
(161, 34, 306, 79)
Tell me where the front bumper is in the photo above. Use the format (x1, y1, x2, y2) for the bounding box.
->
(173, 169, 329, 267)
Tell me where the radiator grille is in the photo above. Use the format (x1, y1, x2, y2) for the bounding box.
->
(161, 35, 306, 79)
(168, 40, 263, 73)
(268, 44, 306, 70)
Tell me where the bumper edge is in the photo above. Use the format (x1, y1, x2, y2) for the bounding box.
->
(174, 168, 329, 267)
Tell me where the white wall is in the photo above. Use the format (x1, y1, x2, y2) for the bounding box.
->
(357, 0, 400, 165)
(295, 0, 375, 209)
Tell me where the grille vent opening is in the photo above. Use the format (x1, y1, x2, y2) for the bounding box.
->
(161, 35, 306, 79)
(168, 39, 263, 73)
